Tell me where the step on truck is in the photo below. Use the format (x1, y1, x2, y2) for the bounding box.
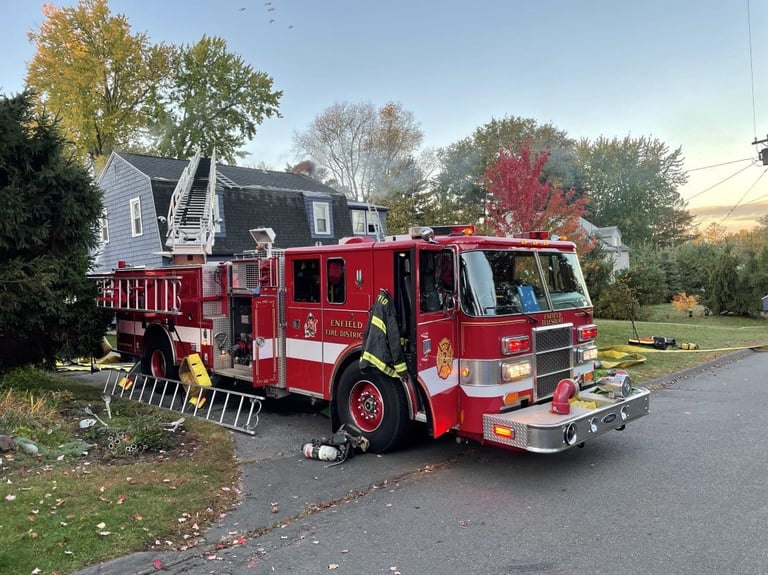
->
(93, 225, 649, 453)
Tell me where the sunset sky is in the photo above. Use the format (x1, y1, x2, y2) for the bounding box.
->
(3, 0, 767, 233)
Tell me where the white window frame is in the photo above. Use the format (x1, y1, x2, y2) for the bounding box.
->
(352, 210, 366, 234)
(313, 201, 331, 235)
(130, 197, 143, 237)
(100, 209, 110, 244)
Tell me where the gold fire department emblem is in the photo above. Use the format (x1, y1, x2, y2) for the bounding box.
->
(436, 337, 453, 380)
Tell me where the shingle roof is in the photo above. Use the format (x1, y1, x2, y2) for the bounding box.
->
(116, 152, 188, 181)
(117, 152, 353, 253)
(116, 152, 342, 195)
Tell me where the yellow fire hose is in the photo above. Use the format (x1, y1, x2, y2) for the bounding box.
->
(598, 342, 768, 369)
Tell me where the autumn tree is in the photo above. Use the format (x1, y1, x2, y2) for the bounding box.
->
(482, 140, 590, 246)
(26, 0, 171, 165)
(293, 101, 423, 201)
(0, 92, 111, 371)
(700, 221, 728, 243)
(574, 135, 689, 247)
(151, 35, 282, 164)
(671, 292, 700, 316)
(26, 2, 281, 167)
(433, 116, 578, 227)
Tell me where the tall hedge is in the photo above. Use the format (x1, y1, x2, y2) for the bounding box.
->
(0, 91, 110, 371)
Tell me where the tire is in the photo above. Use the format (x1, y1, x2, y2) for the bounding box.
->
(336, 364, 413, 453)
(142, 334, 178, 381)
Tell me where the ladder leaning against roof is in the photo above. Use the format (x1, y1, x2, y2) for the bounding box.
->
(165, 149, 218, 262)
(367, 201, 385, 241)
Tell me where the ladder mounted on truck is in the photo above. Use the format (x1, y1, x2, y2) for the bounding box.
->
(165, 149, 218, 261)
(93, 274, 184, 314)
(103, 364, 266, 435)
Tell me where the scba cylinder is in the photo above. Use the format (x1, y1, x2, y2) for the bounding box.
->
(303, 443, 340, 462)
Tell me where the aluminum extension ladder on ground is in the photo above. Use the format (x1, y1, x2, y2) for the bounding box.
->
(103, 363, 265, 435)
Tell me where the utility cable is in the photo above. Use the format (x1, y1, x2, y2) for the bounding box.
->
(748, 0, 758, 141)
(686, 162, 755, 202)
(720, 167, 768, 223)
(687, 157, 754, 172)
(743, 190, 768, 204)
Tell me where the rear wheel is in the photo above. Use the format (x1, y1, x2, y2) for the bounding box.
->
(336, 365, 413, 453)
(142, 334, 177, 380)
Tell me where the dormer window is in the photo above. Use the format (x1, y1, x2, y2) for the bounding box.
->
(312, 201, 332, 236)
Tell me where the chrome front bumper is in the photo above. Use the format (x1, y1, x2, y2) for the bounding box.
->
(482, 386, 650, 453)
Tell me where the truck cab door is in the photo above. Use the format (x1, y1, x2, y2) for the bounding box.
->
(284, 255, 324, 396)
(415, 245, 459, 438)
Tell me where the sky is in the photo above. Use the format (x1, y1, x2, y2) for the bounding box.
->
(2, 0, 768, 233)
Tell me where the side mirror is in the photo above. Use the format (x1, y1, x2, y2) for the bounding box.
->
(444, 292, 457, 313)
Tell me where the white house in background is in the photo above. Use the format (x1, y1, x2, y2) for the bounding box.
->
(580, 218, 630, 275)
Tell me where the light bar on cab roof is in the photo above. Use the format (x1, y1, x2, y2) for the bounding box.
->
(513, 230, 549, 240)
(410, 224, 475, 237)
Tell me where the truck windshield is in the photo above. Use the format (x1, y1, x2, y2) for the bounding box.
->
(459, 250, 591, 317)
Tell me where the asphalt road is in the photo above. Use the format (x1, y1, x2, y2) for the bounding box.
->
(75, 349, 768, 575)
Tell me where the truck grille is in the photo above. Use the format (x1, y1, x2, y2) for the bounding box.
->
(533, 325, 573, 400)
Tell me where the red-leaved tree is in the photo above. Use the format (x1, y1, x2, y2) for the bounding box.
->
(482, 140, 591, 248)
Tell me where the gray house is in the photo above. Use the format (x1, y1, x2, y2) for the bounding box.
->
(93, 152, 387, 273)
(580, 218, 630, 276)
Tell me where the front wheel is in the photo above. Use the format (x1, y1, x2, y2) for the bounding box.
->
(336, 365, 413, 453)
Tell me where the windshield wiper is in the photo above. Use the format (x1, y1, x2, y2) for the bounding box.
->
(483, 305, 538, 324)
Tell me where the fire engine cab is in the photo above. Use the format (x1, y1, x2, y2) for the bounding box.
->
(94, 225, 649, 453)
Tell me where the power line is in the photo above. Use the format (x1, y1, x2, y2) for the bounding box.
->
(686, 162, 756, 201)
(721, 167, 768, 223)
(687, 157, 754, 172)
(748, 0, 758, 140)
(744, 191, 768, 204)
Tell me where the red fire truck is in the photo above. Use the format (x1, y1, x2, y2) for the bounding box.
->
(94, 225, 649, 453)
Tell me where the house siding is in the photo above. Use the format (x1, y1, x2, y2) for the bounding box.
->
(93, 154, 165, 273)
(92, 152, 386, 271)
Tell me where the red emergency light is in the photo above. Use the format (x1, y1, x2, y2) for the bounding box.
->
(451, 225, 475, 236)
(578, 325, 598, 341)
(501, 335, 530, 355)
(513, 230, 549, 240)
(427, 224, 475, 236)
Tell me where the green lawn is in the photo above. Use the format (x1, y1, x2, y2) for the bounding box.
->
(0, 371, 240, 575)
(595, 305, 768, 384)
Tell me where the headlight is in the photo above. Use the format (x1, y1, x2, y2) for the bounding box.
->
(500, 359, 531, 382)
(577, 345, 598, 363)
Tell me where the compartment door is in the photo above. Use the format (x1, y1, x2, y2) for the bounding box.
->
(253, 295, 278, 385)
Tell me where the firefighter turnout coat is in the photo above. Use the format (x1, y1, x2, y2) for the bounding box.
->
(359, 288, 408, 379)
